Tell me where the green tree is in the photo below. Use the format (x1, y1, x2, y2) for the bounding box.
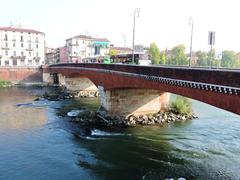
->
(207, 49, 220, 67)
(149, 43, 160, 64)
(160, 51, 166, 64)
(169, 45, 188, 65)
(195, 50, 208, 66)
(221, 50, 237, 68)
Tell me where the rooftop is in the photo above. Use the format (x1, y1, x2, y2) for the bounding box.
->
(67, 35, 110, 42)
(110, 47, 132, 51)
(0, 27, 44, 35)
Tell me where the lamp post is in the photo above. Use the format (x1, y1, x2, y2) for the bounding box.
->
(132, 8, 140, 64)
(189, 16, 194, 67)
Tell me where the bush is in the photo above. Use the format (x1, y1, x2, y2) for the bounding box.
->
(170, 96, 193, 115)
(0, 80, 11, 87)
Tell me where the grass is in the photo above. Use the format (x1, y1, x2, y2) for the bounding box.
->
(170, 96, 193, 115)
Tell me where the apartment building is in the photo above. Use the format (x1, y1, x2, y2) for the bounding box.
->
(0, 27, 45, 66)
(66, 35, 110, 62)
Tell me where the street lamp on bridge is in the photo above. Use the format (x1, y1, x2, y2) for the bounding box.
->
(132, 8, 140, 64)
(189, 16, 194, 67)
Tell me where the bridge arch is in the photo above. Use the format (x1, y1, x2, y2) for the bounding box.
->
(45, 64, 240, 115)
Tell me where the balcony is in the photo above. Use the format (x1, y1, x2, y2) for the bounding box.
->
(26, 48, 33, 51)
(20, 56, 26, 61)
(71, 43, 79, 46)
(33, 57, 40, 61)
(2, 47, 9, 50)
(10, 56, 18, 60)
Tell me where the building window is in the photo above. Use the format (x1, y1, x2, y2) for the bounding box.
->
(36, 52, 39, 57)
(20, 36, 23, 42)
(21, 51, 24, 56)
(36, 44, 38, 48)
(12, 59, 17, 66)
(13, 43, 16, 47)
(5, 50, 8, 56)
(35, 37, 39, 43)
(4, 34, 8, 41)
(5, 60, 9, 66)
(28, 44, 31, 50)
(28, 60, 32, 65)
(21, 43, 24, 48)
(29, 52, 31, 57)
(28, 36, 31, 42)
(5, 42, 8, 48)
(83, 41, 85, 44)
(13, 51, 16, 57)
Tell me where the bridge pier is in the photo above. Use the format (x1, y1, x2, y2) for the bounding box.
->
(99, 87, 170, 118)
(43, 72, 98, 97)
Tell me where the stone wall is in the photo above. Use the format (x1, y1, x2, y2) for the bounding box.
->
(100, 88, 170, 117)
(0, 67, 42, 83)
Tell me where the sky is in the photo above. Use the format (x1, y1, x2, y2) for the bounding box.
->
(1, 0, 240, 52)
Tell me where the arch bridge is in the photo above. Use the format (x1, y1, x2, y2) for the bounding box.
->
(43, 63, 240, 117)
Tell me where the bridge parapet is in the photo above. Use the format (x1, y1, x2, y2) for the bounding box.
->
(49, 63, 240, 88)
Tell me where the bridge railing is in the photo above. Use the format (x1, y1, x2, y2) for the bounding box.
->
(49, 63, 240, 88)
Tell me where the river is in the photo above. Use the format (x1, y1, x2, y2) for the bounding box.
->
(0, 87, 239, 180)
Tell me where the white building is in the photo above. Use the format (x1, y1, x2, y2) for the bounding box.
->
(0, 27, 45, 67)
(66, 35, 110, 62)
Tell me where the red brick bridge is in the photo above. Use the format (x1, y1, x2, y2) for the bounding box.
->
(43, 63, 240, 116)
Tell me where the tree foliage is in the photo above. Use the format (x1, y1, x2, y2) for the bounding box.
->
(160, 51, 166, 64)
(195, 50, 208, 66)
(168, 45, 188, 65)
(149, 43, 160, 64)
(221, 51, 237, 68)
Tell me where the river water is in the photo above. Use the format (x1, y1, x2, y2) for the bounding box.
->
(0, 87, 239, 180)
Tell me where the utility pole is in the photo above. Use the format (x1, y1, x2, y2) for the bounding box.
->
(189, 16, 194, 67)
(132, 8, 140, 64)
(122, 34, 127, 47)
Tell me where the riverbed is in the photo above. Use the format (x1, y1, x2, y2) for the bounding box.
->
(0, 87, 239, 180)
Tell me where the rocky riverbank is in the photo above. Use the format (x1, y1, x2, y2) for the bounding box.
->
(38, 87, 99, 101)
(39, 86, 197, 127)
(67, 107, 197, 127)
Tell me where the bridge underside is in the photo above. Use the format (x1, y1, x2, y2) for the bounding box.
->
(43, 66, 240, 116)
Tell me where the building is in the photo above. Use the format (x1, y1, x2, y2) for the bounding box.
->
(45, 47, 60, 64)
(66, 35, 110, 63)
(109, 44, 151, 64)
(110, 45, 132, 55)
(45, 46, 68, 64)
(59, 46, 68, 63)
(0, 26, 45, 66)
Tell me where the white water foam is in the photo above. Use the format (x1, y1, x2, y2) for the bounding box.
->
(91, 129, 128, 137)
(67, 110, 83, 117)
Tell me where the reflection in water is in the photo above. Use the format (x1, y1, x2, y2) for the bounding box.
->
(0, 87, 239, 180)
(0, 88, 47, 130)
